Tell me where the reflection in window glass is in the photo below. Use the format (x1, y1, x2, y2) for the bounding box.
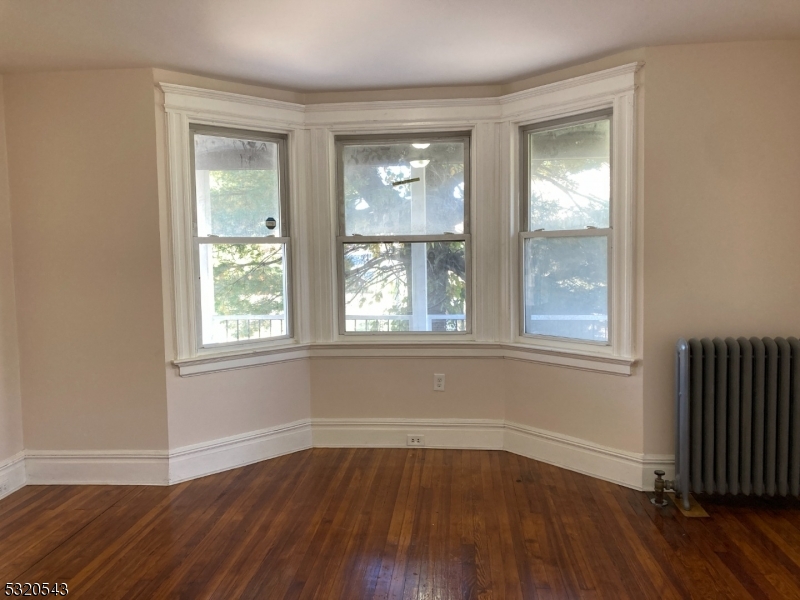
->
(523, 236, 608, 342)
(194, 134, 282, 237)
(342, 141, 465, 236)
(199, 243, 287, 345)
(528, 118, 610, 231)
(343, 242, 466, 332)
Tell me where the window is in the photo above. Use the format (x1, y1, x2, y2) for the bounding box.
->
(190, 125, 290, 348)
(336, 133, 470, 334)
(165, 65, 636, 374)
(521, 111, 612, 344)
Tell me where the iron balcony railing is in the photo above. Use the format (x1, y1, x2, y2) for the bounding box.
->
(210, 313, 467, 340)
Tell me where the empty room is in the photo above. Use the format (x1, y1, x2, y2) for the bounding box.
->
(1, 1, 800, 598)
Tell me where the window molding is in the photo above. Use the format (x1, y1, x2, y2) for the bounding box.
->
(172, 341, 634, 377)
(162, 86, 306, 361)
(160, 61, 639, 373)
(508, 71, 637, 361)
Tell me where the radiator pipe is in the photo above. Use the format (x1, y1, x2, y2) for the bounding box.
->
(651, 470, 674, 507)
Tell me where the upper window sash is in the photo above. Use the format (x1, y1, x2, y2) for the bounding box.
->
(520, 109, 612, 233)
(336, 132, 471, 237)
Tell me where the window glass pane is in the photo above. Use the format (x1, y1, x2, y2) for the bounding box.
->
(528, 118, 610, 231)
(199, 243, 286, 344)
(194, 134, 282, 237)
(344, 241, 466, 332)
(342, 141, 466, 236)
(523, 236, 608, 342)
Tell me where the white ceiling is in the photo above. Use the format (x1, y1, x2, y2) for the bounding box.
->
(1, 0, 799, 92)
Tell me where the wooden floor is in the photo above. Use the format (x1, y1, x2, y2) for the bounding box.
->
(2, 449, 800, 599)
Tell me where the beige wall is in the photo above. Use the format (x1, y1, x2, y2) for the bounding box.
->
(311, 358, 505, 421)
(642, 41, 800, 454)
(166, 361, 311, 449)
(4, 69, 169, 451)
(0, 76, 24, 463)
(505, 362, 644, 451)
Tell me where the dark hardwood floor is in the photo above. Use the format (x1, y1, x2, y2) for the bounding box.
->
(2, 448, 800, 599)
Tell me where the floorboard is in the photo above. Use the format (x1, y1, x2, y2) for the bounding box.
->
(2, 448, 800, 599)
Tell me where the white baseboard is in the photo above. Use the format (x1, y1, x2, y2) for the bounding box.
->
(0, 452, 27, 500)
(25, 450, 169, 486)
(20, 420, 313, 487)
(313, 418, 670, 491)
(6, 420, 672, 494)
(168, 419, 312, 484)
(312, 418, 505, 450)
(504, 421, 672, 491)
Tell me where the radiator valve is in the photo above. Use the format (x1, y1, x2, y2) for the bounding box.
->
(651, 470, 674, 507)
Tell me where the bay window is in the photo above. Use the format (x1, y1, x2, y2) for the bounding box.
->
(165, 63, 637, 375)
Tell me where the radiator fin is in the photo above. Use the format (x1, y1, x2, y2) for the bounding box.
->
(790, 337, 800, 496)
(726, 337, 740, 496)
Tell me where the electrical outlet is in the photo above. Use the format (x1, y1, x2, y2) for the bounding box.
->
(407, 434, 425, 446)
(433, 373, 445, 392)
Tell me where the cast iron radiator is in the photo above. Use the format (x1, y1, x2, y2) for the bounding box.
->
(673, 337, 800, 510)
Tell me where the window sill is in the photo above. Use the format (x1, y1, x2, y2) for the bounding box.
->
(173, 340, 635, 377)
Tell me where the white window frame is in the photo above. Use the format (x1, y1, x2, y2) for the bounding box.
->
(162, 85, 305, 361)
(334, 131, 473, 337)
(510, 87, 636, 361)
(519, 110, 613, 347)
(189, 124, 292, 349)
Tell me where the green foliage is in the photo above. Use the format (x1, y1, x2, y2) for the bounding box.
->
(343, 143, 464, 236)
(344, 242, 410, 312)
(207, 169, 284, 317)
(529, 120, 610, 230)
(425, 242, 466, 315)
(212, 244, 284, 316)
(209, 169, 280, 237)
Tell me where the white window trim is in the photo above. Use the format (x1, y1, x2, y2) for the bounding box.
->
(511, 92, 636, 361)
(162, 85, 307, 361)
(160, 61, 639, 376)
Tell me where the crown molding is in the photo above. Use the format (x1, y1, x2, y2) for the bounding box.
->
(158, 62, 642, 120)
(499, 62, 641, 105)
(159, 82, 306, 113)
(303, 96, 500, 113)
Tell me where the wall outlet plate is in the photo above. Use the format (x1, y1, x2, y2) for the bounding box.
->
(433, 373, 445, 391)
(407, 434, 425, 446)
